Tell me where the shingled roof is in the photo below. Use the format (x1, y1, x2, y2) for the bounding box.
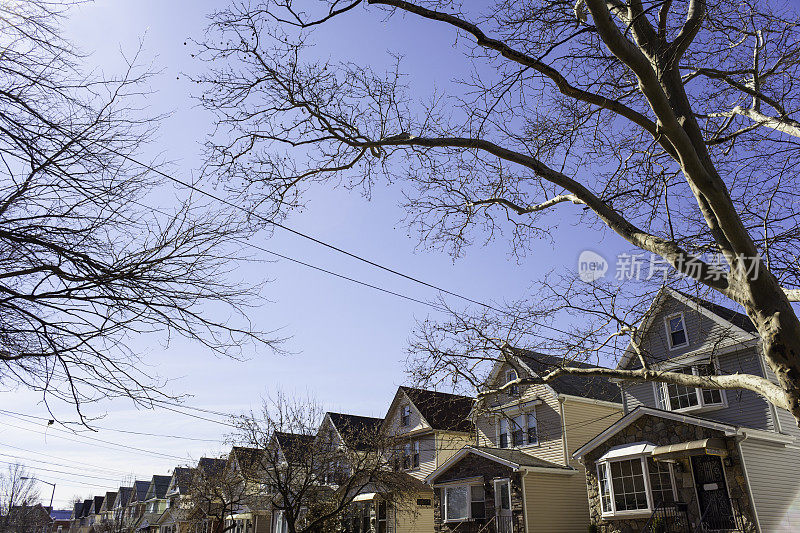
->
(146, 475, 171, 500)
(274, 431, 315, 462)
(518, 352, 621, 403)
(170, 467, 194, 494)
(115, 487, 133, 508)
(132, 480, 150, 502)
(197, 457, 226, 475)
(327, 412, 383, 451)
(399, 386, 474, 433)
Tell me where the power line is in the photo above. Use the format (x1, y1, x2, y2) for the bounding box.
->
(115, 151, 620, 355)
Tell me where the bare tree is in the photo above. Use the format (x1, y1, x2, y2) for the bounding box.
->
(194, 0, 800, 423)
(184, 457, 253, 533)
(232, 393, 414, 533)
(0, 464, 41, 532)
(0, 1, 279, 419)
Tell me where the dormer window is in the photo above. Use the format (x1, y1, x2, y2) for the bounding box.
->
(665, 313, 688, 349)
(505, 370, 519, 397)
(656, 363, 726, 412)
(400, 405, 411, 426)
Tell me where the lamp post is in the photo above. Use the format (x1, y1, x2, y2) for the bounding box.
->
(20, 477, 56, 511)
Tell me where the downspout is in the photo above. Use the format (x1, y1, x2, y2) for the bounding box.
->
(735, 432, 762, 533)
(558, 396, 569, 466)
(519, 469, 531, 533)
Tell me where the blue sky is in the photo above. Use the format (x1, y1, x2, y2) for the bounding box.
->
(0, 0, 630, 507)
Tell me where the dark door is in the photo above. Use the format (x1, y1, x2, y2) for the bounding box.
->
(691, 455, 734, 530)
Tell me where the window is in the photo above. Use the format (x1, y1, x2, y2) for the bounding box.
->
(506, 370, 519, 396)
(666, 314, 688, 349)
(400, 405, 411, 426)
(412, 440, 420, 468)
(401, 440, 419, 470)
(658, 363, 726, 412)
(416, 499, 432, 507)
(596, 456, 676, 517)
(498, 410, 537, 448)
(403, 443, 412, 469)
(443, 484, 485, 521)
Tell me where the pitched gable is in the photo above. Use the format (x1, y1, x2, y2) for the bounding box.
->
(620, 289, 757, 370)
(517, 353, 621, 403)
(398, 387, 474, 432)
(327, 412, 383, 451)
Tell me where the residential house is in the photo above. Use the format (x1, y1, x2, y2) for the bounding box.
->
(89, 496, 105, 529)
(136, 475, 171, 532)
(182, 458, 227, 533)
(50, 509, 73, 533)
(1, 504, 52, 533)
(123, 481, 151, 531)
(112, 487, 134, 531)
(352, 387, 475, 533)
(98, 491, 117, 527)
(156, 467, 194, 533)
(425, 353, 624, 533)
(573, 288, 800, 532)
(224, 446, 272, 533)
(265, 431, 317, 533)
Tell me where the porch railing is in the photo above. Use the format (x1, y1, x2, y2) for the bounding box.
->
(496, 515, 513, 533)
(692, 497, 749, 533)
(640, 501, 691, 533)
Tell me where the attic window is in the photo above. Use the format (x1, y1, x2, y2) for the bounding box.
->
(665, 314, 688, 349)
(400, 405, 411, 426)
(506, 370, 519, 396)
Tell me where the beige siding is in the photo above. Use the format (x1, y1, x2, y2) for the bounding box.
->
(410, 433, 437, 481)
(435, 432, 471, 467)
(385, 391, 430, 435)
(739, 440, 800, 532)
(523, 471, 588, 533)
(562, 399, 624, 469)
(393, 493, 434, 533)
(483, 365, 566, 466)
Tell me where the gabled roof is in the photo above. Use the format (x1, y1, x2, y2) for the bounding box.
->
(671, 288, 756, 333)
(230, 446, 266, 480)
(99, 492, 117, 512)
(274, 431, 315, 462)
(92, 496, 104, 514)
(398, 387, 474, 432)
(327, 412, 384, 451)
(197, 457, 226, 475)
(51, 509, 72, 520)
(72, 502, 83, 519)
(114, 487, 133, 508)
(425, 445, 574, 484)
(131, 480, 150, 502)
(167, 467, 194, 495)
(572, 406, 739, 460)
(517, 352, 622, 403)
(144, 475, 171, 500)
(80, 499, 92, 517)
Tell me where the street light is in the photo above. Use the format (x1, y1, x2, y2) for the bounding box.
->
(20, 477, 56, 511)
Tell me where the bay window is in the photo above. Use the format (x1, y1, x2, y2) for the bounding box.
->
(443, 484, 485, 521)
(596, 450, 676, 517)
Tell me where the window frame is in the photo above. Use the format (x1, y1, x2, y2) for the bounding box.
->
(496, 408, 538, 449)
(596, 456, 678, 518)
(505, 369, 520, 397)
(442, 483, 486, 522)
(654, 361, 728, 413)
(400, 405, 411, 427)
(664, 313, 689, 350)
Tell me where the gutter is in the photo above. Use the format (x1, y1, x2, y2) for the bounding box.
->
(556, 394, 622, 410)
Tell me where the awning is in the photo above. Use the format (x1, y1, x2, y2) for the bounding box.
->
(652, 438, 728, 460)
(352, 492, 378, 502)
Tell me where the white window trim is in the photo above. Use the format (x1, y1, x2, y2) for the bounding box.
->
(654, 361, 728, 413)
(596, 455, 678, 519)
(400, 405, 411, 427)
(665, 312, 689, 350)
(495, 407, 538, 449)
(505, 370, 520, 396)
(442, 482, 485, 522)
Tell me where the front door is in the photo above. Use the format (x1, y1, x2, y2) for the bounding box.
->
(691, 455, 734, 530)
(493, 479, 513, 533)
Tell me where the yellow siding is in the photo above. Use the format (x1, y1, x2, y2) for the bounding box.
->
(523, 471, 590, 533)
(562, 399, 624, 469)
(393, 493, 434, 533)
(435, 432, 472, 467)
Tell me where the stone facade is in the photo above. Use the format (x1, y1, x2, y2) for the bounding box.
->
(432, 453, 525, 533)
(580, 414, 758, 533)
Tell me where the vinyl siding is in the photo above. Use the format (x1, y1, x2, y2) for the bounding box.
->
(434, 432, 471, 468)
(621, 381, 656, 412)
(634, 296, 749, 365)
(481, 367, 566, 466)
(523, 471, 587, 533)
(739, 440, 800, 532)
(562, 399, 623, 468)
(393, 493, 434, 533)
(761, 361, 800, 439)
(713, 349, 774, 430)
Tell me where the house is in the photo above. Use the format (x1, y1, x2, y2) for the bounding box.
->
(573, 288, 800, 532)
(223, 446, 272, 533)
(89, 495, 105, 529)
(2, 504, 52, 532)
(344, 387, 474, 533)
(425, 353, 624, 533)
(123, 481, 152, 530)
(156, 467, 194, 533)
(136, 475, 172, 532)
(49, 509, 72, 532)
(98, 491, 117, 526)
(182, 458, 227, 533)
(112, 487, 134, 530)
(264, 431, 317, 533)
